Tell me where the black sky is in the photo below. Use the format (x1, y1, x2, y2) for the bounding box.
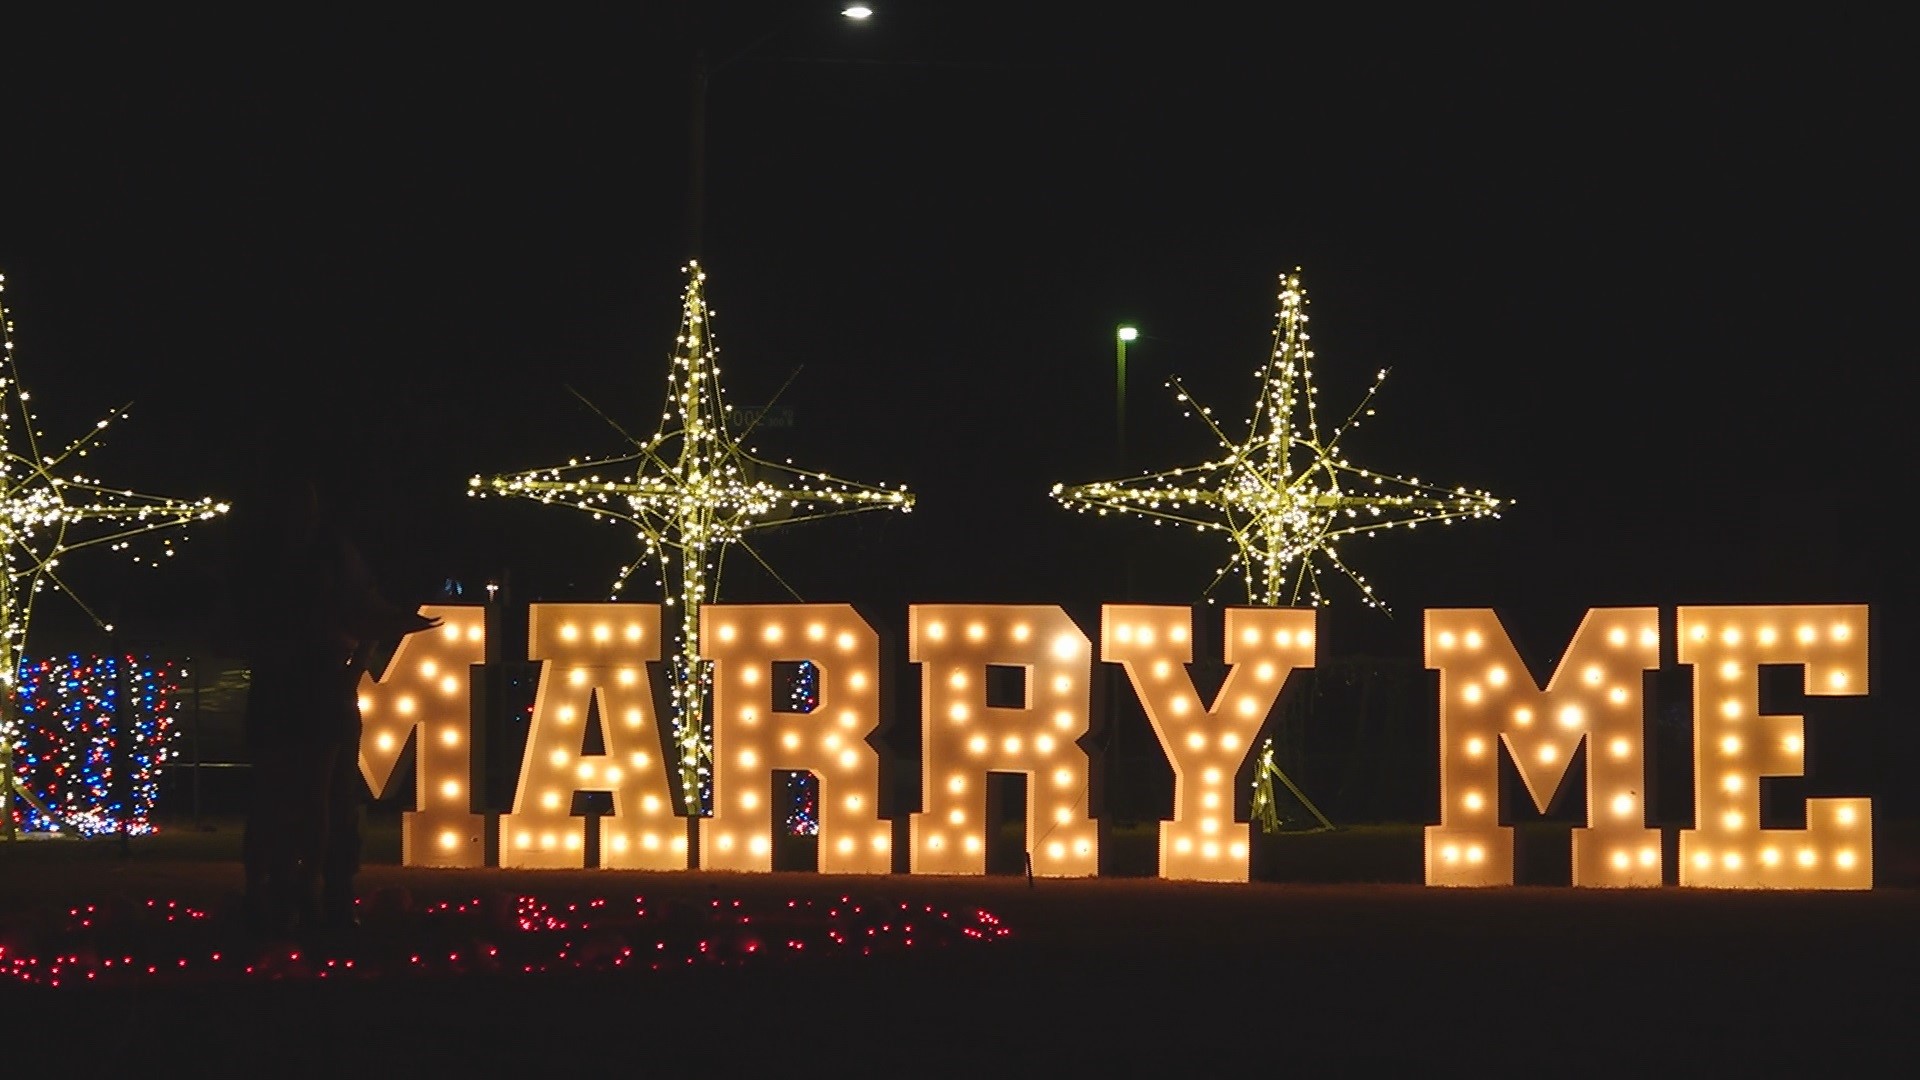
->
(2, 4, 1911, 708)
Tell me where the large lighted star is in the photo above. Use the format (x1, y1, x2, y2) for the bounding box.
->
(1054, 269, 1504, 612)
(471, 261, 914, 812)
(2, 272, 229, 831)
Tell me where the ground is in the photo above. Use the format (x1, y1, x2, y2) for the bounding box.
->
(3, 812, 1915, 1074)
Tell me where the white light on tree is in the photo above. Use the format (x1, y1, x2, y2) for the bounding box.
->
(470, 262, 914, 822)
(1055, 269, 1504, 610)
(1, 272, 228, 834)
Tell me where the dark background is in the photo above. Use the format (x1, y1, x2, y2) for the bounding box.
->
(3, 6, 1910, 802)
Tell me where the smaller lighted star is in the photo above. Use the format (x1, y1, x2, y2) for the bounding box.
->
(2, 272, 228, 827)
(1054, 268, 1504, 611)
(470, 261, 913, 813)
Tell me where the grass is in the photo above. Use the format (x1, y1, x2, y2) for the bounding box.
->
(5, 809, 1917, 1074)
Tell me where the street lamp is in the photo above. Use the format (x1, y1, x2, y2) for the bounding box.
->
(1116, 324, 1138, 469)
(687, 5, 875, 258)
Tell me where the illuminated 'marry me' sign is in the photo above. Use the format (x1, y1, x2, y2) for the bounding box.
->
(356, 602, 1874, 890)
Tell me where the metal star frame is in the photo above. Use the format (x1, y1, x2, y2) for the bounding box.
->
(471, 261, 914, 814)
(1054, 269, 1504, 612)
(2, 272, 229, 835)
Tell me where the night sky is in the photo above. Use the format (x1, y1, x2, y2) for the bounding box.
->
(3, 6, 1910, 732)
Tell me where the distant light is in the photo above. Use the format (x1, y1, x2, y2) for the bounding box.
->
(1117, 325, 1139, 343)
(842, 5, 873, 18)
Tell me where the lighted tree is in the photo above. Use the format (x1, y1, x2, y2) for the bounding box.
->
(1, 272, 229, 835)
(471, 261, 914, 817)
(1054, 269, 1504, 611)
(1055, 269, 1504, 834)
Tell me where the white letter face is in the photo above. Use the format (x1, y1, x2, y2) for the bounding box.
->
(1425, 608, 1661, 887)
(909, 605, 1096, 876)
(1678, 605, 1871, 889)
(700, 604, 890, 874)
(1104, 605, 1315, 882)
(500, 604, 678, 869)
(359, 605, 488, 868)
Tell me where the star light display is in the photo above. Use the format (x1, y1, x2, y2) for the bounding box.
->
(1, 273, 228, 835)
(1053, 269, 1504, 611)
(471, 262, 914, 817)
(1057, 269, 1504, 850)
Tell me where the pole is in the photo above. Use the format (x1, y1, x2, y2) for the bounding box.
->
(189, 655, 203, 828)
(688, 48, 709, 259)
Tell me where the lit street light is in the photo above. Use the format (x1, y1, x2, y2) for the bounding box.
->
(1116, 324, 1138, 469)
